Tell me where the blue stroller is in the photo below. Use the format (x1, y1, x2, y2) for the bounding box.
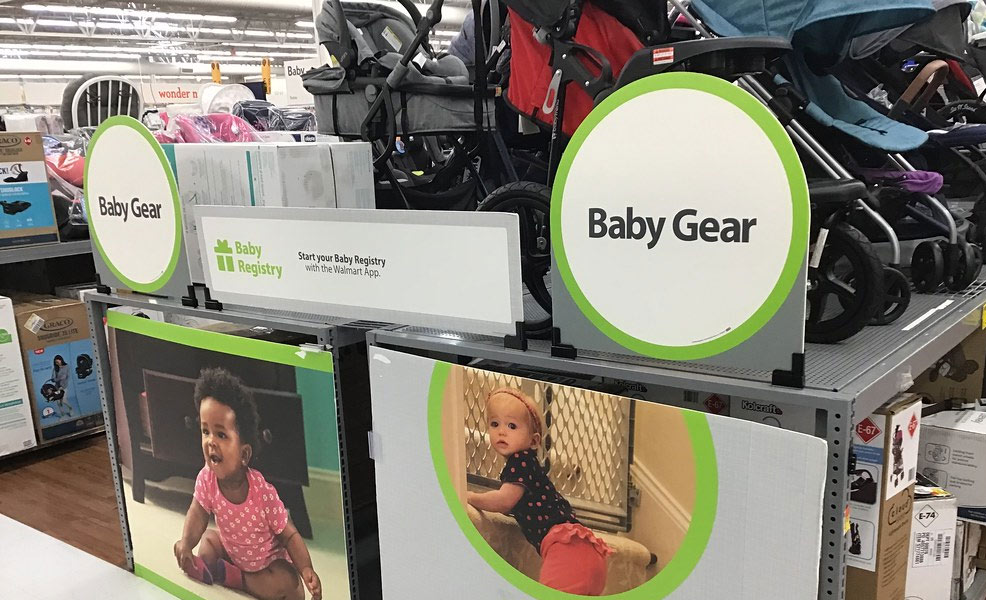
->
(673, 0, 984, 328)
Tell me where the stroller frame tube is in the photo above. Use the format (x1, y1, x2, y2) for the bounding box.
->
(670, 1, 905, 266)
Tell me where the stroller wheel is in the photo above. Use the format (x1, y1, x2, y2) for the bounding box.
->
(805, 223, 883, 344)
(477, 182, 552, 339)
(912, 241, 945, 293)
(946, 240, 982, 292)
(871, 267, 911, 326)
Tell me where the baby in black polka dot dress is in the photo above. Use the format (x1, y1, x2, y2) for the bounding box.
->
(467, 387, 611, 595)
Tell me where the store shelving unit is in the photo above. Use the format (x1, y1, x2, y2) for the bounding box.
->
(80, 280, 986, 600)
(365, 281, 986, 600)
(0, 240, 92, 265)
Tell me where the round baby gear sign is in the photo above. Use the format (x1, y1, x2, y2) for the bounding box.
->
(552, 72, 809, 364)
(85, 116, 184, 294)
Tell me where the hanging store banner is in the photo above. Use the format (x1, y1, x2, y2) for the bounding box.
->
(551, 72, 809, 373)
(196, 206, 525, 336)
(84, 116, 192, 297)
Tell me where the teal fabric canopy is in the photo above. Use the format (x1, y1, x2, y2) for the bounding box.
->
(691, 0, 936, 64)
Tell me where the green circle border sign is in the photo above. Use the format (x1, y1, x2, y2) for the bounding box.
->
(84, 115, 182, 294)
(428, 362, 719, 599)
(551, 72, 810, 361)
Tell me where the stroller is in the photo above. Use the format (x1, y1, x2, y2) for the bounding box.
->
(500, 0, 943, 342)
(308, 0, 554, 337)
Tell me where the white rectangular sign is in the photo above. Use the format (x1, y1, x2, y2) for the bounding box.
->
(284, 58, 321, 105)
(196, 206, 525, 336)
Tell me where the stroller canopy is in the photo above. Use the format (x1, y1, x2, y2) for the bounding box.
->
(691, 0, 935, 64)
(851, 0, 971, 61)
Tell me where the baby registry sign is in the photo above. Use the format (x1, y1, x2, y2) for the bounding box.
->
(551, 72, 809, 371)
(85, 117, 192, 297)
(368, 347, 827, 599)
(196, 206, 525, 336)
(107, 312, 350, 600)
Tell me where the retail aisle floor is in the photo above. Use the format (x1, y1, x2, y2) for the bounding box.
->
(0, 513, 172, 599)
(0, 434, 127, 567)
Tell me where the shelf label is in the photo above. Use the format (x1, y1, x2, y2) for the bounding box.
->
(196, 206, 525, 336)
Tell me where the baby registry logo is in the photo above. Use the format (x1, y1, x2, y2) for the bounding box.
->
(213, 239, 283, 280)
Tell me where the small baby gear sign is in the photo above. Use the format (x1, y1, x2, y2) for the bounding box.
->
(84, 116, 192, 297)
(551, 72, 809, 377)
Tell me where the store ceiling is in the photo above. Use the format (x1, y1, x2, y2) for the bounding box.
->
(0, 0, 471, 77)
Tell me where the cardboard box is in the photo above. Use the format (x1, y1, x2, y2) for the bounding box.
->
(168, 142, 340, 282)
(911, 329, 986, 405)
(0, 297, 37, 456)
(848, 395, 923, 600)
(907, 475, 958, 600)
(328, 141, 374, 209)
(9, 295, 104, 443)
(53, 283, 97, 302)
(919, 410, 986, 507)
(0, 132, 59, 248)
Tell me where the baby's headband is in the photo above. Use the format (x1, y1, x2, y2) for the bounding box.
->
(487, 387, 543, 438)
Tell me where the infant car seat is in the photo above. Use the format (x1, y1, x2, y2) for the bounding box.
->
(76, 354, 93, 379)
(850, 468, 878, 505)
(40, 381, 65, 403)
(0, 200, 31, 215)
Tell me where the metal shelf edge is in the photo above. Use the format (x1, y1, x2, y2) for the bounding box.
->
(0, 240, 92, 265)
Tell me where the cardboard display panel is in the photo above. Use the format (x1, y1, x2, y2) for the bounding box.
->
(107, 313, 350, 600)
(367, 347, 827, 599)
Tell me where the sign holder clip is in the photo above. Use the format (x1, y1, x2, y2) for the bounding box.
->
(94, 273, 111, 296)
(771, 352, 805, 389)
(550, 327, 577, 359)
(181, 284, 223, 311)
(503, 321, 528, 352)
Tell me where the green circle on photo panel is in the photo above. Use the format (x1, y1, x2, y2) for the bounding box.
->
(428, 362, 719, 598)
(551, 72, 809, 360)
(84, 116, 182, 293)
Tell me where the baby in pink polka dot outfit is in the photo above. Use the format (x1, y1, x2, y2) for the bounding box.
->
(173, 368, 321, 600)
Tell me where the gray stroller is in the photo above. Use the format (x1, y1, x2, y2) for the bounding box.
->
(305, 0, 553, 338)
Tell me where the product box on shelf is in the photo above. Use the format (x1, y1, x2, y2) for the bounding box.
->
(907, 474, 958, 600)
(327, 141, 374, 210)
(919, 410, 986, 509)
(847, 394, 923, 600)
(167, 142, 340, 282)
(911, 328, 986, 405)
(7, 294, 103, 443)
(53, 283, 97, 302)
(958, 523, 983, 598)
(0, 132, 59, 249)
(0, 296, 37, 456)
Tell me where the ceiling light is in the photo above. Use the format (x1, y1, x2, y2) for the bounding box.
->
(0, 48, 140, 59)
(21, 4, 237, 23)
(296, 20, 315, 28)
